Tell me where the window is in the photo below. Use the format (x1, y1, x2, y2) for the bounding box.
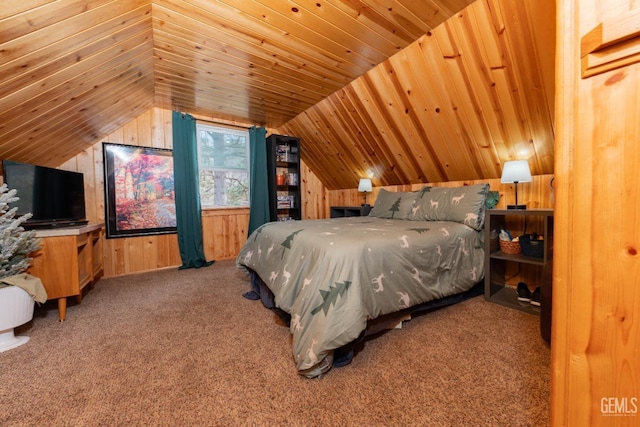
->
(196, 123, 250, 208)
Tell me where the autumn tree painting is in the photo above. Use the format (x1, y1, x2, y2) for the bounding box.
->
(104, 143, 176, 238)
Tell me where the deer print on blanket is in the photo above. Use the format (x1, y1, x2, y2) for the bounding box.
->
(291, 314, 303, 331)
(372, 273, 385, 293)
(299, 339, 319, 370)
(458, 237, 469, 256)
(269, 270, 279, 285)
(470, 266, 479, 282)
(302, 278, 312, 289)
(282, 264, 291, 286)
(397, 292, 410, 309)
(411, 267, 423, 285)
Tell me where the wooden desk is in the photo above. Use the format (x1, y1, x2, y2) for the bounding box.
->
(27, 223, 104, 321)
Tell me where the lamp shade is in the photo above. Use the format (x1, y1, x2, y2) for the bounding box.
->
(358, 178, 373, 192)
(500, 160, 532, 184)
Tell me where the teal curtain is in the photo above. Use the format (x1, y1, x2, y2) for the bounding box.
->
(248, 126, 270, 236)
(172, 111, 214, 269)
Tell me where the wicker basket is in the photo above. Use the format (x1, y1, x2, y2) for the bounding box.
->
(499, 239, 522, 255)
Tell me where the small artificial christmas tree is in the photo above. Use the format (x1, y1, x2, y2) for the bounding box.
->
(0, 184, 41, 280)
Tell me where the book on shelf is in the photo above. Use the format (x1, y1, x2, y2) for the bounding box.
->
(276, 194, 295, 209)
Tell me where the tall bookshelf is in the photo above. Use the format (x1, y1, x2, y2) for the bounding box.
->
(266, 134, 301, 221)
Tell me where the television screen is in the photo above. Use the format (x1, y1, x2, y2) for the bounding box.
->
(2, 160, 87, 228)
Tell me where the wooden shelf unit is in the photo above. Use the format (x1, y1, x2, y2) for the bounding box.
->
(266, 134, 302, 222)
(330, 205, 372, 218)
(484, 209, 553, 315)
(27, 223, 105, 321)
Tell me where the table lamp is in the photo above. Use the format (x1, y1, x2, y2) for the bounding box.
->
(501, 160, 531, 210)
(358, 178, 373, 206)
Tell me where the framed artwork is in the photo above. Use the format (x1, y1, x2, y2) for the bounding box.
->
(103, 142, 177, 238)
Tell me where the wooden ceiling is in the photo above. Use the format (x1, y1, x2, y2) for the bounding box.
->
(0, 0, 554, 190)
(278, 0, 556, 188)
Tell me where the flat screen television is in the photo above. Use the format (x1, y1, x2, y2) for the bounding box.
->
(2, 160, 88, 229)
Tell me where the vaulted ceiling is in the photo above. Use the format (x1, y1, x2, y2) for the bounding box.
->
(0, 0, 554, 190)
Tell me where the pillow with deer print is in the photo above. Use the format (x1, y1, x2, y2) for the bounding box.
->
(408, 183, 490, 231)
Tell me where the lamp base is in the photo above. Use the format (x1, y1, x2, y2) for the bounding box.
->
(507, 204, 527, 210)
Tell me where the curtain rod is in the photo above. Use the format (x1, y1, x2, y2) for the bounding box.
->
(194, 116, 254, 130)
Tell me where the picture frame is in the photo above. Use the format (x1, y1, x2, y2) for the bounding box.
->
(103, 142, 177, 238)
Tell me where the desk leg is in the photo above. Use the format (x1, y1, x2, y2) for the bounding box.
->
(57, 298, 67, 322)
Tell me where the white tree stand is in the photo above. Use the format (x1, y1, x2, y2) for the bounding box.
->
(0, 286, 35, 352)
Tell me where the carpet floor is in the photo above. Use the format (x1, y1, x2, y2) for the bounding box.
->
(0, 259, 550, 426)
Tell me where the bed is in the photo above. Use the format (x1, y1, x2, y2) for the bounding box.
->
(236, 183, 489, 378)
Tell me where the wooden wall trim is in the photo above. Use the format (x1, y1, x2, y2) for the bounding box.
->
(326, 174, 555, 215)
(580, 8, 640, 77)
(553, 0, 640, 425)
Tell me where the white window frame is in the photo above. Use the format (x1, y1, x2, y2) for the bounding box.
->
(196, 122, 250, 208)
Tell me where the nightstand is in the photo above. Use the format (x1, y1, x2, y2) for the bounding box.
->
(330, 205, 372, 218)
(484, 209, 554, 315)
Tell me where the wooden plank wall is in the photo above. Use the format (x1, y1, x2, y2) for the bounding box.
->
(59, 107, 326, 277)
(60, 106, 552, 279)
(59, 107, 182, 277)
(326, 175, 555, 213)
(552, 0, 640, 424)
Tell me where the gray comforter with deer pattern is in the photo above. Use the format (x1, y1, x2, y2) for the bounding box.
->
(236, 216, 484, 378)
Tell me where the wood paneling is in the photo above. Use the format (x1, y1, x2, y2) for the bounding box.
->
(0, 1, 154, 169)
(300, 158, 327, 219)
(0, 0, 554, 230)
(1, 0, 553, 205)
(0, 0, 474, 172)
(66, 107, 556, 277)
(56, 106, 326, 277)
(552, 1, 640, 425)
(326, 175, 554, 212)
(278, 0, 555, 190)
(67, 104, 552, 277)
(202, 208, 249, 262)
(56, 107, 180, 277)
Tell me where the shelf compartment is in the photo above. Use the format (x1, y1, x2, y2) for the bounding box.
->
(484, 209, 553, 315)
(487, 283, 540, 315)
(489, 251, 547, 266)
